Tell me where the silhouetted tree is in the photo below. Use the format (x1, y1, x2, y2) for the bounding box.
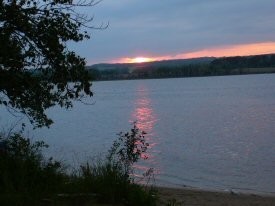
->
(0, 0, 103, 127)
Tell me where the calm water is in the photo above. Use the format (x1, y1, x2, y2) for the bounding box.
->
(1, 74, 275, 195)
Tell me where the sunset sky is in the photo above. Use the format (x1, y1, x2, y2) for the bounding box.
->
(71, 0, 275, 64)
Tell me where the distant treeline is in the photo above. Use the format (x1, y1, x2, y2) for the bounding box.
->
(88, 54, 275, 81)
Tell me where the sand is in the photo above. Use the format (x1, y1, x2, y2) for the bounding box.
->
(156, 187, 275, 206)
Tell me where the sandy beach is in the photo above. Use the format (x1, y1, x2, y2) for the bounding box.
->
(157, 187, 275, 206)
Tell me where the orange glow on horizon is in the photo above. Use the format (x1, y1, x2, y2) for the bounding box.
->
(113, 42, 275, 63)
(176, 42, 275, 59)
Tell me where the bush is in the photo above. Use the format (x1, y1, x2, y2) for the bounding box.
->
(0, 133, 66, 205)
(107, 123, 150, 179)
(0, 124, 157, 206)
(67, 123, 157, 205)
(0, 133, 65, 194)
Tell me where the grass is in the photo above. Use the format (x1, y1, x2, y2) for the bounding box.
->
(0, 125, 157, 206)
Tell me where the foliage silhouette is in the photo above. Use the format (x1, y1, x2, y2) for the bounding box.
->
(0, 125, 157, 205)
(107, 123, 149, 179)
(0, 132, 65, 196)
(0, 0, 103, 128)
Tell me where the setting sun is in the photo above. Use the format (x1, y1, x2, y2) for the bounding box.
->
(117, 57, 155, 64)
(133, 57, 152, 63)
(131, 57, 154, 63)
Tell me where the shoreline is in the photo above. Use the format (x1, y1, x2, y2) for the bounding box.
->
(155, 183, 275, 197)
(156, 186, 275, 206)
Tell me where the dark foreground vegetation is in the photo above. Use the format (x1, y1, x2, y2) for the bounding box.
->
(0, 125, 157, 206)
(88, 54, 275, 81)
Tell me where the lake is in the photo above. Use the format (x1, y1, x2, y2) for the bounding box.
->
(1, 74, 275, 195)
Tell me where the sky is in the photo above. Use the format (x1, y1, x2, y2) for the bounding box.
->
(70, 0, 275, 65)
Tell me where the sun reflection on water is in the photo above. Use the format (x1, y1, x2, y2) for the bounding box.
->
(130, 84, 159, 181)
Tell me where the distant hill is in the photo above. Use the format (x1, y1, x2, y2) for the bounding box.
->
(87, 57, 216, 71)
(87, 54, 275, 81)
